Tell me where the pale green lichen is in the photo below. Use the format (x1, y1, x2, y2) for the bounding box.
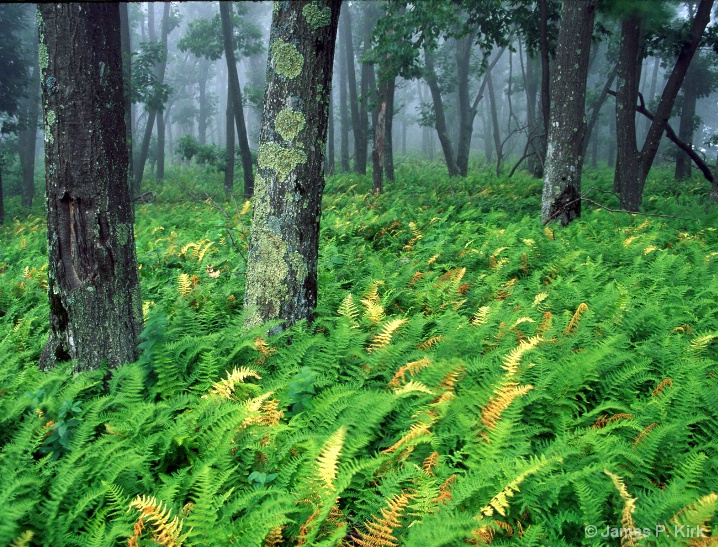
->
(116, 223, 130, 246)
(44, 109, 56, 144)
(38, 42, 48, 73)
(302, 2, 331, 29)
(270, 40, 304, 79)
(258, 142, 306, 182)
(275, 109, 306, 141)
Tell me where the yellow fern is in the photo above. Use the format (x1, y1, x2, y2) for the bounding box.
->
(565, 303, 589, 334)
(418, 335, 444, 350)
(537, 311, 553, 335)
(393, 380, 434, 397)
(128, 495, 187, 547)
(427, 253, 439, 265)
(471, 306, 491, 326)
(316, 426, 346, 491)
(605, 470, 638, 547)
(480, 383, 534, 431)
(196, 241, 214, 262)
(9, 531, 33, 547)
(479, 461, 551, 518)
(502, 336, 542, 376)
(368, 318, 408, 352)
(690, 332, 717, 353)
(408, 221, 423, 240)
(338, 293, 360, 325)
(382, 417, 434, 454)
(669, 493, 718, 541)
(208, 367, 262, 399)
(177, 273, 192, 297)
(422, 451, 439, 476)
(388, 357, 432, 387)
(353, 492, 411, 547)
(263, 526, 284, 547)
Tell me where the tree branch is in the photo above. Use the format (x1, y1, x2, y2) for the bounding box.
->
(607, 89, 714, 184)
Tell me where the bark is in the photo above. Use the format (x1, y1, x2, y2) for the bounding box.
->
(156, 108, 165, 184)
(338, 34, 350, 172)
(327, 91, 335, 175)
(120, 3, 132, 193)
(582, 61, 618, 159)
(220, 1, 254, 198)
(486, 69, 503, 176)
(340, 5, 362, 173)
(38, 3, 142, 371)
(384, 73, 395, 181)
(134, 2, 170, 193)
(357, 5, 373, 175)
(537, 0, 551, 174)
(224, 83, 235, 196)
(639, 56, 660, 143)
(541, 0, 597, 225)
(197, 59, 210, 145)
(607, 112, 616, 167)
(521, 38, 542, 177)
(244, 0, 341, 330)
(19, 24, 40, 209)
(372, 79, 387, 193)
(675, 66, 698, 179)
(424, 48, 460, 177)
(615, 0, 713, 211)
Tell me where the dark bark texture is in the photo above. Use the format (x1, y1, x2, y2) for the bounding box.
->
(541, 0, 597, 225)
(38, 3, 142, 371)
(244, 0, 341, 330)
(220, 1, 255, 198)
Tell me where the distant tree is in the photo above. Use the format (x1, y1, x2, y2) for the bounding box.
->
(0, 3, 30, 223)
(179, 3, 263, 197)
(244, 0, 341, 330)
(613, 0, 714, 211)
(38, 3, 142, 370)
(541, 0, 597, 225)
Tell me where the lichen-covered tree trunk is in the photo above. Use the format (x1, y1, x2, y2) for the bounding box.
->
(244, 0, 341, 330)
(38, 3, 142, 371)
(541, 0, 597, 225)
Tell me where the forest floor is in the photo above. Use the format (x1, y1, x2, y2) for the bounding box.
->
(1, 163, 717, 546)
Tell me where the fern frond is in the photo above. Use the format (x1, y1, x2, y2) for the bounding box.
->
(471, 306, 491, 326)
(368, 319, 408, 352)
(536, 311, 553, 335)
(382, 418, 434, 454)
(418, 335, 444, 350)
(502, 335, 542, 376)
(316, 426, 346, 491)
(393, 381, 434, 397)
(592, 413, 633, 429)
(128, 495, 187, 547)
(9, 531, 33, 547)
(338, 293, 360, 325)
(604, 471, 637, 546)
(353, 492, 411, 547)
(263, 525, 284, 547)
(422, 452, 439, 476)
(178, 273, 192, 297)
(208, 367, 262, 399)
(690, 332, 717, 353)
(479, 459, 553, 518)
(565, 303, 589, 334)
(480, 383, 534, 431)
(652, 378, 673, 397)
(361, 297, 386, 324)
(633, 423, 658, 446)
(427, 254, 439, 265)
(669, 493, 718, 540)
(388, 357, 432, 387)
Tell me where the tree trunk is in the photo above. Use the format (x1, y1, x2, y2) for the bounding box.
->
(120, 2, 133, 195)
(19, 20, 40, 208)
(357, 5, 373, 175)
(327, 90, 335, 175)
(244, 0, 341, 330)
(455, 34, 474, 177)
(486, 69, 503, 176)
(38, 3, 142, 371)
(582, 61, 618, 159)
(225, 82, 235, 196)
(220, 1, 254, 199)
(639, 56, 660, 144)
(675, 66, 698, 179)
(607, 112, 616, 167)
(197, 59, 210, 145)
(372, 79, 387, 193)
(537, 0, 551, 175)
(338, 35, 350, 172)
(424, 48, 460, 177)
(541, 0, 597, 225)
(613, 15, 643, 200)
(0, 163, 4, 225)
(521, 38, 542, 177)
(340, 5, 362, 173)
(384, 73, 395, 181)
(156, 107, 165, 184)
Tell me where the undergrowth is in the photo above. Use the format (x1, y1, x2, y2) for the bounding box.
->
(0, 164, 717, 546)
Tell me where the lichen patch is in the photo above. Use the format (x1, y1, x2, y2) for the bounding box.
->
(270, 40, 304, 80)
